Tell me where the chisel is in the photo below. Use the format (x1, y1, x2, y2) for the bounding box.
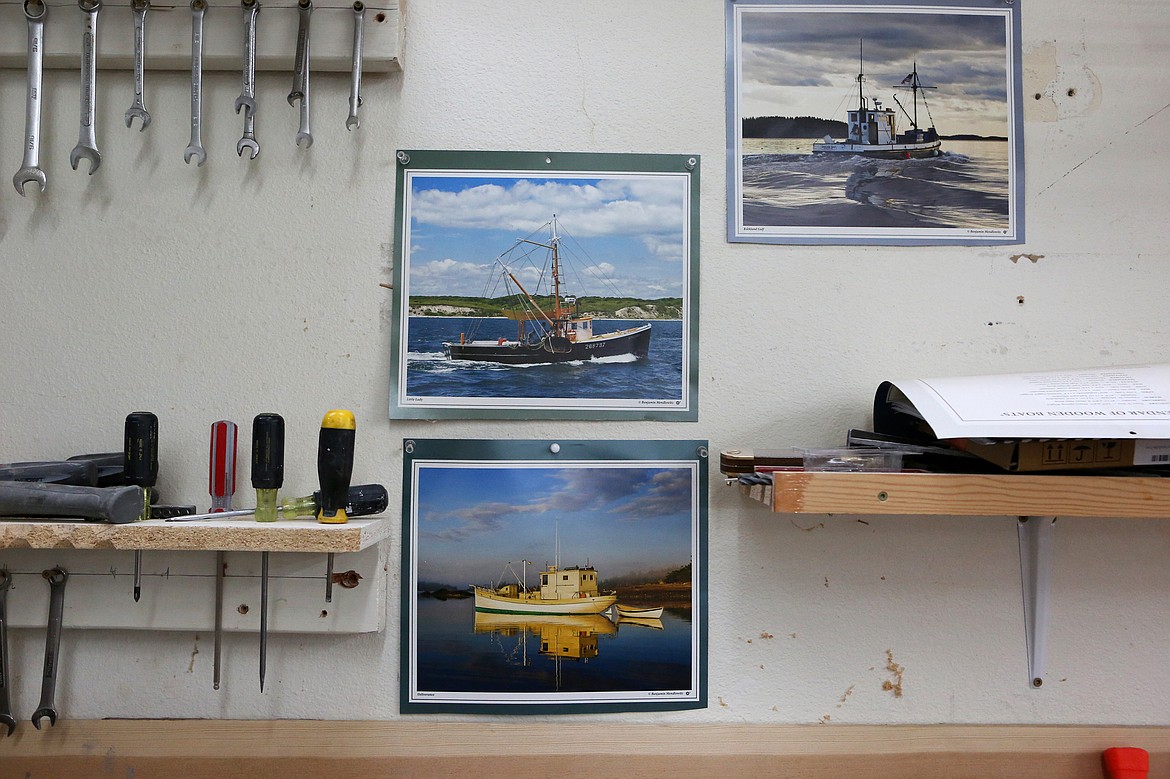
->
(317, 410, 355, 603)
(208, 420, 238, 692)
(124, 412, 159, 602)
(251, 414, 285, 693)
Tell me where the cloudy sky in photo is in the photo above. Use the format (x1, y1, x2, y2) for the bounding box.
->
(412, 464, 696, 586)
(405, 173, 689, 299)
(736, 7, 1012, 138)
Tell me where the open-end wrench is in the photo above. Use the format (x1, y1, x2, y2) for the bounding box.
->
(31, 567, 67, 730)
(184, 0, 206, 165)
(0, 571, 14, 737)
(235, 0, 258, 117)
(70, 0, 102, 174)
(289, 0, 312, 148)
(238, 110, 259, 160)
(346, 1, 364, 130)
(236, 0, 260, 158)
(124, 0, 150, 130)
(14, 0, 47, 196)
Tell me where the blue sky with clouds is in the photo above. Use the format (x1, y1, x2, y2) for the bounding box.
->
(736, 6, 1013, 138)
(405, 172, 689, 299)
(412, 464, 696, 587)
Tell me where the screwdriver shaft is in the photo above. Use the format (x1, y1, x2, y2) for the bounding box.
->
(213, 550, 224, 690)
(260, 550, 268, 692)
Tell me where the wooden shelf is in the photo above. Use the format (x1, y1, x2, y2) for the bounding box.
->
(0, 514, 392, 553)
(738, 471, 1170, 518)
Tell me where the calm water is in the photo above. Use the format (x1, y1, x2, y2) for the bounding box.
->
(740, 138, 1012, 230)
(414, 596, 694, 694)
(404, 316, 686, 401)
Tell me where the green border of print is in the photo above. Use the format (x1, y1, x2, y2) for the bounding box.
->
(389, 150, 700, 421)
(399, 438, 709, 714)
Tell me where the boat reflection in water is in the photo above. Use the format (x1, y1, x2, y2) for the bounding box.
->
(473, 610, 617, 665)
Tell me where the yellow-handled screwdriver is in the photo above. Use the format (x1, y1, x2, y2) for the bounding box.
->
(317, 410, 355, 603)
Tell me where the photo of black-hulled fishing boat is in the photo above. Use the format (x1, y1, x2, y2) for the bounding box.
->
(727, 1, 1024, 245)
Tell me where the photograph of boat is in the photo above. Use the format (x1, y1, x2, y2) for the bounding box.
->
(727, 1, 1024, 244)
(810, 42, 942, 160)
(442, 217, 653, 367)
(401, 439, 707, 712)
(390, 151, 699, 421)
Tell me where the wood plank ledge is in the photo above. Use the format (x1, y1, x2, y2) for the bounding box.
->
(3, 721, 1169, 778)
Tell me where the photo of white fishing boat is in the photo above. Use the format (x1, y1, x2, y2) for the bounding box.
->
(401, 439, 707, 712)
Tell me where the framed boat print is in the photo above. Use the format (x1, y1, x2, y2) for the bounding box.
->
(389, 150, 700, 421)
(400, 438, 709, 713)
(726, 0, 1025, 245)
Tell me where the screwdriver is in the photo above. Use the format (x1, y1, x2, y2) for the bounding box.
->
(318, 410, 356, 603)
(124, 412, 159, 603)
(208, 420, 238, 692)
(252, 413, 285, 693)
(163, 484, 388, 522)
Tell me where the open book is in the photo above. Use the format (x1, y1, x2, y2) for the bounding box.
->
(873, 364, 1170, 471)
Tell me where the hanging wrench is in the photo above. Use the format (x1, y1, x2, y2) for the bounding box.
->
(13, 0, 47, 196)
(70, 0, 102, 174)
(289, 0, 312, 148)
(31, 567, 67, 730)
(124, 0, 150, 130)
(346, 1, 364, 130)
(236, 0, 260, 158)
(0, 571, 14, 737)
(184, 0, 206, 165)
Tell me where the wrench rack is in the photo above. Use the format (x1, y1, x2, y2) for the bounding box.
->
(0, 0, 401, 73)
(0, 515, 392, 633)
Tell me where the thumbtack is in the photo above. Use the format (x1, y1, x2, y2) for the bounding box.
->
(549, 443, 561, 454)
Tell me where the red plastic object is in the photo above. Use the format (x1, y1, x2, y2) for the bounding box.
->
(1103, 747, 1149, 779)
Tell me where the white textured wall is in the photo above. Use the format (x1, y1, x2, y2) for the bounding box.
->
(1, 0, 1169, 724)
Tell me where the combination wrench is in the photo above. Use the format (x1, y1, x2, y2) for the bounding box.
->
(124, 0, 150, 130)
(288, 0, 312, 148)
(70, 0, 102, 174)
(184, 0, 206, 165)
(346, 1, 364, 130)
(0, 571, 14, 737)
(31, 567, 67, 730)
(14, 0, 47, 196)
(236, 0, 260, 159)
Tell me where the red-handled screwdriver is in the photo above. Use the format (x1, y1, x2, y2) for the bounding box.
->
(124, 412, 158, 602)
(208, 420, 238, 692)
(252, 414, 285, 692)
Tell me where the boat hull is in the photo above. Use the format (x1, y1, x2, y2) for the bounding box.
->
(616, 605, 664, 619)
(811, 140, 942, 159)
(473, 586, 618, 615)
(444, 324, 651, 366)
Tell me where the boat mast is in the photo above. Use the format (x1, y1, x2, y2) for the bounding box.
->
(550, 216, 563, 325)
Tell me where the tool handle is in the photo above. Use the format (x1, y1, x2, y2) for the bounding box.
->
(312, 482, 386, 517)
(0, 482, 144, 524)
(123, 412, 159, 489)
(209, 420, 238, 512)
(66, 452, 126, 486)
(0, 460, 98, 486)
(316, 410, 355, 523)
(251, 414, 285, 490)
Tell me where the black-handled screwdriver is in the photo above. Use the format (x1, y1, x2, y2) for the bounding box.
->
(252, 414, 284, 693)
(317, 410, 356, 603)
(124, 412, 158, 603)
